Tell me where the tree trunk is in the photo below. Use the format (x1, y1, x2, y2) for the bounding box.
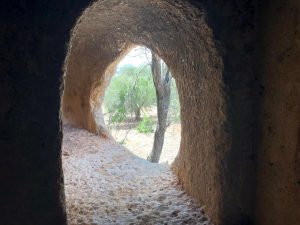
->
(135, 108, 141, 121)
(147, 52, 171, 163)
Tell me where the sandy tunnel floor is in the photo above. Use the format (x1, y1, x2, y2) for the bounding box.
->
(62, 125, 212, 225)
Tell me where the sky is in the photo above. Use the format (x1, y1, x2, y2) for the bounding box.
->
(117, 46, 151, 67)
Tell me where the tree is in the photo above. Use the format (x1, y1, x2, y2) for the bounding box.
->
(147, 52, 172, 163)
(104, 64, 156, 122)
(125, 65, 154, 121)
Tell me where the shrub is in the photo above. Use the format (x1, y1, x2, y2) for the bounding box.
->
(104, 64, 156, 123)
(137, 116, 155, 133)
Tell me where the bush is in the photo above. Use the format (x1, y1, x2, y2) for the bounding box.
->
(137, 116, 155, 133)
(104, 74, 129, 123)
(103, 62, 181, 126)
(104, 64, 156, 123)
(110, 106, 126, 123)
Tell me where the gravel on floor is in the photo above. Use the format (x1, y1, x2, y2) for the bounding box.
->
(62, 125, 212, 225)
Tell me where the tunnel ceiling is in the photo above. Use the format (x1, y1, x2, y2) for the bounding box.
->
(62, 0, 223, 134)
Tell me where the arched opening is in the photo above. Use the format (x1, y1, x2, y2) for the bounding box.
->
(102, 46, 181, 164)
(62, 41, 206, 223)
(61, 0, 226, 224)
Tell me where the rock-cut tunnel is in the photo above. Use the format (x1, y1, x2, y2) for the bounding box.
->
(0, 0, 299, 225)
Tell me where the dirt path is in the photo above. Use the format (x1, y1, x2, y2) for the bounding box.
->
(62, 125, 211, 225)
(109, 123, 181, 164)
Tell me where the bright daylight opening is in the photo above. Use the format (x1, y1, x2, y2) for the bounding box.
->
(102, 46, 181, 164)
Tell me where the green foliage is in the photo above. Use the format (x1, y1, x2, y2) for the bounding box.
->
(137, 116, 155, 133)
(104, 64, 156, 123)
(104, 73, 129, 123)
(124, 66, 155, 117)
(110, 106, 126, 123)
(104, 61, 181, 127)
(117, 139, 126, 145)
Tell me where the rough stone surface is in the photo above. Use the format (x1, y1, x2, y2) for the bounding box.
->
(62, 1, 257, 224)
(255, 1, 300, 224)
(63, 125, 211, 225)
(0, 1, 91, 225)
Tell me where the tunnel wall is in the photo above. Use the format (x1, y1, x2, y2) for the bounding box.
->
(189, 1, 260, 224)
(62, 1, 227, 224)
(255, 0, 300, 224)
(0, 1, 91, 225)
(62, 1, 256, 224)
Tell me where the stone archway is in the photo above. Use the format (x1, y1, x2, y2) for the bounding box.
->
(62, 1, 227, 224)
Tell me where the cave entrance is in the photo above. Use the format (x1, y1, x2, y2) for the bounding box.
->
(61, 0, 225, 224)
(102, 46, 181, 164)
(61, 46, 208, 224)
